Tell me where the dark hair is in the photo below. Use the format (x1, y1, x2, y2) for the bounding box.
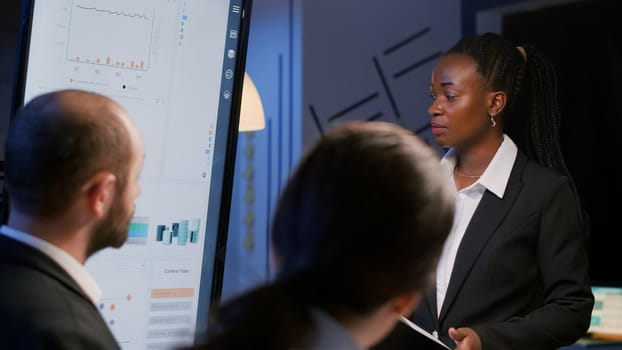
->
(4, 89, 132, 217)
(192, 121, 454, 349)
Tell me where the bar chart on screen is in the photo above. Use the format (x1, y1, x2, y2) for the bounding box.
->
(66, 1, 155, 71)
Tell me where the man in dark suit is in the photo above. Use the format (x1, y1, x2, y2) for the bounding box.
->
(0, 89, 145, 349)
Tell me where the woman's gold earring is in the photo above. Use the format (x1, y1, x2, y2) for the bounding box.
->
(490, 116, 496, 127)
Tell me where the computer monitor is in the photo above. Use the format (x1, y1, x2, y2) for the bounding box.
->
(589, 282, 622, 340)
(7, 0, 253, 349)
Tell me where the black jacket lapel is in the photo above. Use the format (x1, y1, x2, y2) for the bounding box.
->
(438, 153, 528, 322)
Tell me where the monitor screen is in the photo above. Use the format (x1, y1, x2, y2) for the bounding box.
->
(8, 0, 252, 348)
(589, 284, 622, 338)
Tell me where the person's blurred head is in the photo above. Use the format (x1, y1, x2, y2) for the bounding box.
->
(271, 120, 454, 320)
(194, 121, 454, 350)
(4, 89, 145, 256)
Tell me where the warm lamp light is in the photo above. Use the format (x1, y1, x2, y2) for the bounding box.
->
(239, 72, 266, 131)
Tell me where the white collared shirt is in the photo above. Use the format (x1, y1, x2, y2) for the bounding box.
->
(0, 225, 102, 304)
(435, 134, 518, 315)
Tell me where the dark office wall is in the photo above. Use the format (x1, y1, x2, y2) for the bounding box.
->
(462, 0, 529, 35)
(301, 1, 461, 154)
(0, 0, 21, 159)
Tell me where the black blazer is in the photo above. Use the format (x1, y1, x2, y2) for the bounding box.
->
(375, 152, 594, 350)
(0, 234, 121, 350)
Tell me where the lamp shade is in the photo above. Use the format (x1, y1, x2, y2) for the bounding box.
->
(239, 72, 266, 131)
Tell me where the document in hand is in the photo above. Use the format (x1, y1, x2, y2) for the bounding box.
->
(398, 316, 451, 349)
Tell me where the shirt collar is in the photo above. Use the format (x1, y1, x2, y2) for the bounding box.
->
(441, 134, 518, 198)
(0, 225, 102, 304)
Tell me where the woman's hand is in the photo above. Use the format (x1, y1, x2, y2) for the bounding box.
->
(449, 327, 482, 350)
